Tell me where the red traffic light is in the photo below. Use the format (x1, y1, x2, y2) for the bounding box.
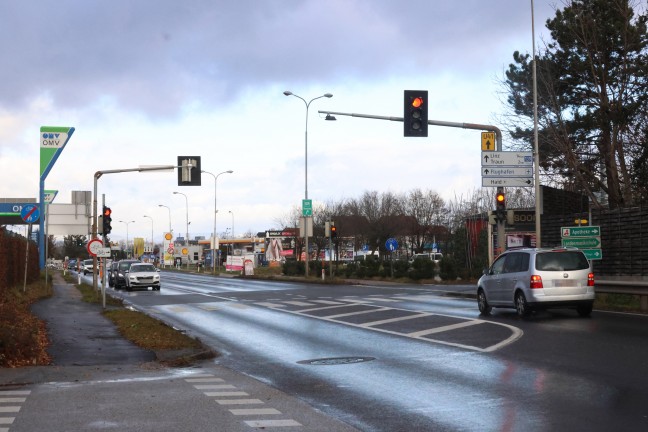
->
(411, 97, 424, 108)
(103, 207, 112, 217)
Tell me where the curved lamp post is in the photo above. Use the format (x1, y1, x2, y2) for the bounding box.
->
(284, 90, 332, 277)
(143, 215, 154, 260)
(202, 169, 233, 272)
(173, 191, 189, 247)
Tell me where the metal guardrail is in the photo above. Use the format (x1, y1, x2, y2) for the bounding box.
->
(596, 280, 648, 311)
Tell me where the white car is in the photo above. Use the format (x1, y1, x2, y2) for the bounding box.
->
(82, 259, 94, 275)
(125, 263, 161, 291)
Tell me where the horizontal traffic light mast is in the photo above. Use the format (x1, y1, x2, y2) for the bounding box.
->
(317, 109, 502, 149)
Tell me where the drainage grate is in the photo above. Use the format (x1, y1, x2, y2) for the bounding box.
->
(297, 356, 376, 366)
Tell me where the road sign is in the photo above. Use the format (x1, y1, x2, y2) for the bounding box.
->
(561, 226, 601, 237)
(482, 167, 533, 177)
(20, 204, 40, 223)
(581, 249, 603, 260)
(385, 238, 398, 252)
(97, 247, 112, 258)
(481, 132, 495, 151)
(302, 199, 313, 217)
(482, 151, 533, 166)
(562, 237, 602, 248)
(87, 238, 104, 256)
(482, 177, 534, 187)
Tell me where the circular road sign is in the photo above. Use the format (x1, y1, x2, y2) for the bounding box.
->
(87, 238, 104, 256)
(20, 204, 40, 223)
(385, 238, 398, 252)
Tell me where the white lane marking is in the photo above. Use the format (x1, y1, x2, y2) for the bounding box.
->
(254, 302, 287, 308)
(0, 407, 19, 413)
(194, 384, 237, 390)
(0, 391, 30, 396)
(362, 313, 431, 327)
(0, 418, 14, 424)
(326, 307, 391, 319)
(185, 377, 225, 383)
(297, 303, 369, 313)
(0, 398, 26, 403)
(407, 320, 483, 337)
(244, 419, 303, 427)
(267, 299, 523, 353)
(310, 299, 345, 305)
(366, 297, 401, 302)
(283, 301, 316, 306)
(204, 391, 249, 397)
(215, 399, 264, 405)
(229, 408, 282, 415)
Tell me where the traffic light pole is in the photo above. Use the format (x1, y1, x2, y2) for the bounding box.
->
(92, 165, 177, 298)
(318, 109, 506, 260)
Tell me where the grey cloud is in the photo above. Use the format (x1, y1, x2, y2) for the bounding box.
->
(0, 0, 555, 116)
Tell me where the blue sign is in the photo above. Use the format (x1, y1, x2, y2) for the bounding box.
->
(385, 238, 398, 252)
(21, 204, 40, 223)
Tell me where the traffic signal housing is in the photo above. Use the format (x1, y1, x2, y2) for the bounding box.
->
(102, 206, 112, 235)
(404, 90, 428, 137)
(495, 190, 506, 222)
(330, 225, 337, 240)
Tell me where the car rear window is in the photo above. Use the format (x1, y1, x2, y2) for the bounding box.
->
(535, 251, 590, 271)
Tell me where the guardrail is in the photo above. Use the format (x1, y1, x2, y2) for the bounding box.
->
(597, 280, 648, 311)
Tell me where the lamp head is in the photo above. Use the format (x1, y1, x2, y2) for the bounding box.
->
(283, 91, 293, 96)
(324, 93, 333, 98)
(226, 170, 233, 174)
(325, 114, 337, 121)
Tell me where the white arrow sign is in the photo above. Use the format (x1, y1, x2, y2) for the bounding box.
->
(482, 151, 533, 166)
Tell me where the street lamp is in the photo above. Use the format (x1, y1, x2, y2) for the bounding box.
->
(228, 210, 234, 238)
(202, 169, 233, 273)
(119, 220, 135, 258)
(284, 90, 332, 277)
(173, 191, 189, 247)
(158, 204, 172, 234)
(143, 215, 154, 260)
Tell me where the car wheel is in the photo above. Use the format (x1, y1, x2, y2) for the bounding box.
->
(515, 291, 530, 317)
(577, 303, 593, 317)
(477, 289, 492, 315)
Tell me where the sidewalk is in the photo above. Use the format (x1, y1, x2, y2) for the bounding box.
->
(0, 273, 360, 431)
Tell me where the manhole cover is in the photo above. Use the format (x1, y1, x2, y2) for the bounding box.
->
(297, 356, 375, 365)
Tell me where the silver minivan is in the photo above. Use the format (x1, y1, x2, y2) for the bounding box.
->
(477, 247, 595, 317)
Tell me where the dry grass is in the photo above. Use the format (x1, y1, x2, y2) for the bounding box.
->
(103, 309, 203, 350)
(0, 274, 52, 367)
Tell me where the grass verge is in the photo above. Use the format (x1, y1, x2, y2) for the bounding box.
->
(74, 281, 215, 365)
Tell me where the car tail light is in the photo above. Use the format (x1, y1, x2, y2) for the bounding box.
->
(588, 272, 595, 287)
(530, 275, 543, 289)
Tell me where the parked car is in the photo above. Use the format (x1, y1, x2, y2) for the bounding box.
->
(477, 247, 595, 317)
(82, 259, 94, 275)
(113, 259, 140, 289)
(125, 263, 161, 291)
(409, 253, 443, 264)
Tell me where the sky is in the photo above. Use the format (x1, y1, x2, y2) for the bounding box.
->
(0, 0, 558, 245)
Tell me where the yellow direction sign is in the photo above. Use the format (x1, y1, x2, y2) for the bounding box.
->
(481, 132, 495, 151)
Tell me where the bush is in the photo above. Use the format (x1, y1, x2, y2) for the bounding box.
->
(438, 255, 458, 281)
(408, 258, 436, 280)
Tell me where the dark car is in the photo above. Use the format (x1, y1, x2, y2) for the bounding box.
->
(108, 261, 120, 287)
(113, 259, 140, 289)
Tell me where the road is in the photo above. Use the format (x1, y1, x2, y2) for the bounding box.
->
(104, 271, 648, 431)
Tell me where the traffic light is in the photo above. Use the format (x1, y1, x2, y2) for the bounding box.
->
(495, 189, 506, 222)
(330, 225, 337, 240)
(103, 206, 112, 235)
(403, 90, 428, 137)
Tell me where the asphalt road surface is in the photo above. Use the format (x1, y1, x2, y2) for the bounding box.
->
(104, 271, 648, 431)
